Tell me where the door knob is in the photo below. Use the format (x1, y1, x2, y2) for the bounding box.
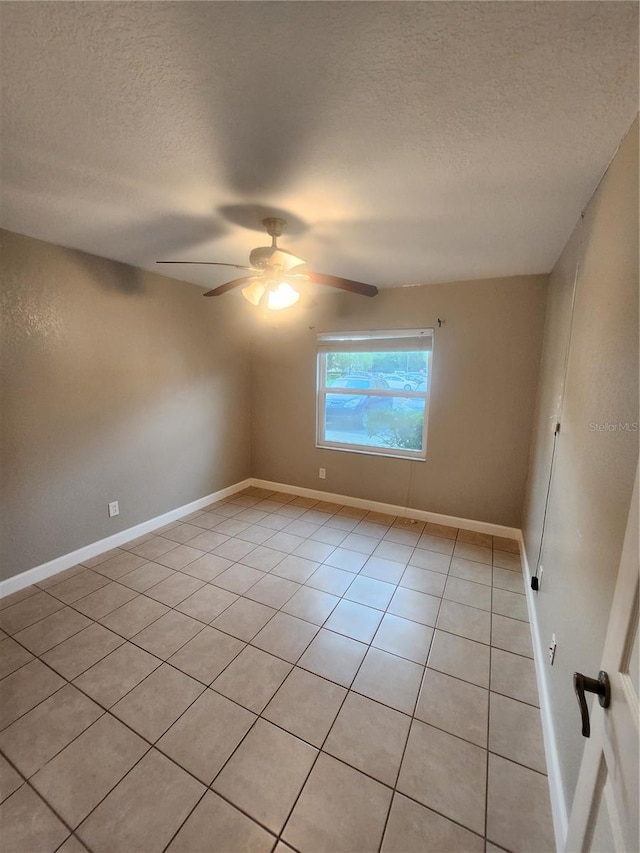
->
(573, 671, 611, 737)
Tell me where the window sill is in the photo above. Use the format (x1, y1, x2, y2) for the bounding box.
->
(315, 441, 426, 462)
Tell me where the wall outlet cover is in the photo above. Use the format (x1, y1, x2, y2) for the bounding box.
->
(108, 501, 119, 518)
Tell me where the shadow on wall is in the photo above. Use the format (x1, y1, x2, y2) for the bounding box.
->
(71, 251, 146, 295)
(58, 216, 220, 296)
(70, 214, 231, 290)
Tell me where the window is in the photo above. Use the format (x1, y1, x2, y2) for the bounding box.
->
(316, 329, 433, 460)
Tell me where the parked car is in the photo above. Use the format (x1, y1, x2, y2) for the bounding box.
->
(406, 373, 426, 386)
(384, 373, 416, 391)
(325, 376, 392, 427)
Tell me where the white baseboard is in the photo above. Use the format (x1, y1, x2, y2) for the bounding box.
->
(0, 479, 252, 598)
(1, 475, 519, 598)
(518, 531, 567, 851)
(251, 478, 520, 539)
(3, 470, 564, 849)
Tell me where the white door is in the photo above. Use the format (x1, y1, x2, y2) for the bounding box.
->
(565, 467, 639, 852)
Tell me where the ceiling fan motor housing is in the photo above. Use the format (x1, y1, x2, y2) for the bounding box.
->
(249, 246, 277, 269)
(249, 217, 291, 269)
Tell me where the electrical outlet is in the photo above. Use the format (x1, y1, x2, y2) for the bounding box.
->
(548, 633, 557, 665)
(539, 566, 544, 588)
(108, 501, 119, 518)
(319, 468, 326, 479)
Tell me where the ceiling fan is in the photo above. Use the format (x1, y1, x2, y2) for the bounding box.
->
(157, 217, 378, 310)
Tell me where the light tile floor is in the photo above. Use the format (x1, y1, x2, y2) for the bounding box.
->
(0, 488, 555, 852)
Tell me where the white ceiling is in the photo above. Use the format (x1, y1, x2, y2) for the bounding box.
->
(1, 2, 638, 291)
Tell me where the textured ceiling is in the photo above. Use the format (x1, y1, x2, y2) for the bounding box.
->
(1, 1, 638, 291)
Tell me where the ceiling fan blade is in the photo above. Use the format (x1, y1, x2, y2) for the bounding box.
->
(306, 272, 378, 297)
(157, 261, 256, 271)
(203, 276, 260, 297)
(282, 272, 311, 281)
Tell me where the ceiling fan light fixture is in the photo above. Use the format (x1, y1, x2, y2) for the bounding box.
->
(266, 281, 300, 311)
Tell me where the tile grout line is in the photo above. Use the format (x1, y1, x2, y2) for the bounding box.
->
(1, 752, 84, 853)
(485, 540, 496, 850)
(162, 621, 344, 851)
(376, 547, 453, 853)
(0, 718, 153, 853)
(2, 491, 533, 853)
(2, 696, 495, 853)
(270, 613, 379, 850)
(3, 593, 542, 839)
(2, 630, 281, 850)
(2, 551, 530, 717)
(1, 535, 532, 736)
(3, 507, 507, 633)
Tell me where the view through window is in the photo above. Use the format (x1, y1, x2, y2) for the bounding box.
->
(316, 330, 433, 459)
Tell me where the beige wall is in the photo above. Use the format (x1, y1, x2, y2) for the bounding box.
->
(0, 230, 251, 581)
(521, 233, 579, 574)
(522, 119, 639, 812)
(250, 275, 548, 528)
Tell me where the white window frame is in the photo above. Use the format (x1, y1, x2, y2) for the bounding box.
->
(316, 329, 433, 461)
